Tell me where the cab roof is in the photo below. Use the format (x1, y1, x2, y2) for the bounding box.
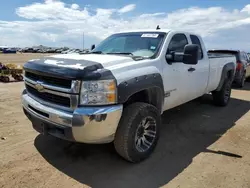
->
(115, 29, 170, 34)
(114, 29, 201, 37)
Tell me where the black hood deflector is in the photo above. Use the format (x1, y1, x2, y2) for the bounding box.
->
(23, 57, 115, 80)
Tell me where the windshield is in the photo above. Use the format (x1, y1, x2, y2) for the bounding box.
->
(92, 32, 166, 58)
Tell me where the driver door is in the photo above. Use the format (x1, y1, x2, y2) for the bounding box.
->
(162, 33, 191, 110)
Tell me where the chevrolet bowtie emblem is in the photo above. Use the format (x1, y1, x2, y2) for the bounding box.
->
(35, 81, 45, 92)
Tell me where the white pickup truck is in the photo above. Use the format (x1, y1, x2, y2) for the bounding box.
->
(22, 29, 236, 163)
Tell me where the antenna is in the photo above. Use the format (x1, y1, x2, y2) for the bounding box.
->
(156, 25, 160, 30)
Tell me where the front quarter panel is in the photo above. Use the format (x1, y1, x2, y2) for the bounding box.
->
(112, 65, 165, 111)
(117, 72, 164, 104)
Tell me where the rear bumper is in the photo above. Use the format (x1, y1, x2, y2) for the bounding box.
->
(22, 91, 123, 144)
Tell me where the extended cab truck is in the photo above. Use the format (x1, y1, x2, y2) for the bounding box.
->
(21, 30, 236, 163)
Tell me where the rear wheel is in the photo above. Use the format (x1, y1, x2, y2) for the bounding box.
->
(236, 72, 245, 88)
(212, 78, 232, 106)
(114, 102, 161, 163)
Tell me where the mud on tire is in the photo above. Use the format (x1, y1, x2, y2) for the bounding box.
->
(114, 102, 161, 163)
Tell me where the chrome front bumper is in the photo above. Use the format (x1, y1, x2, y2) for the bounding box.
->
(22, 92, 123, 144)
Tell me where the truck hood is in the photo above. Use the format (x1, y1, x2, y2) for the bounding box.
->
(23, 54, 135, 80)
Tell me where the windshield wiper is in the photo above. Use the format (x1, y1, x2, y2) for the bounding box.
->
(89, 51, 147, 60)
(132, 56, 148, 60)
(107, 52, 149, 60)
(107, 52, 133, 56)
(89, 51, 103, 54)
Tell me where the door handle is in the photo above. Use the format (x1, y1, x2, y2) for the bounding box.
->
(188, 67, 195, 72)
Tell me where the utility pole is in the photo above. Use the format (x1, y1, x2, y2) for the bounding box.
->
(82, 32, 84, 50)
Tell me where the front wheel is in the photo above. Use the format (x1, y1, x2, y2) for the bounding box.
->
(212, 78, 232, 106)
(114, 102, 161, 163)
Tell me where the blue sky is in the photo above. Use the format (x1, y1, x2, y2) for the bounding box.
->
(2, 0, 250, 20)
(0, 0, 250, 50)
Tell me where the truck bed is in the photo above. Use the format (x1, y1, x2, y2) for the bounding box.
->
(206, 52, 236, 93)
(207, 52, 236, 59)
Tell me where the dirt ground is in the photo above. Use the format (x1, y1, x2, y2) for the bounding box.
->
(0, 53, 55, 65)
(0, 54, 250, 188)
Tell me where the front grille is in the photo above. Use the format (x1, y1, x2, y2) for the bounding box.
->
(26, 84, 71, 107)
(25, 71, 72, 89)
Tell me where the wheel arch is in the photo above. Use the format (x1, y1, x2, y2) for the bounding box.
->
(117, 73, 164, 113)
(215, 62, 235, 91)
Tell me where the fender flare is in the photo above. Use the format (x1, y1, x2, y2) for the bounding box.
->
(117, 73, 164, 111)
(215, 62, 236, 91)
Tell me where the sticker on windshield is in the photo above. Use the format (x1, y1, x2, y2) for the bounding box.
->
(141, 34, 159, 38)
(150, 46, 156, 50)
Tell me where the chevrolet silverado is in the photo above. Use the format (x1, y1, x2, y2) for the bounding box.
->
(22, 29, 236, 163)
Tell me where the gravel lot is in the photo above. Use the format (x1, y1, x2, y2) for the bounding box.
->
(0, 53, 55, 65)
(0, 54, 250, 188)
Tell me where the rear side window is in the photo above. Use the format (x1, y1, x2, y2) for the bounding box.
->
(244, 53, 249, 61)
(240, 52, 247, 61)
(247, 54, 250, 61)
(190, 35, 203, 60)
(167, 34, 188, 53)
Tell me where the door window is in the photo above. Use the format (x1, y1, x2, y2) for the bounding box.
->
(167, 34, 188, 53)
(190, 35, 203, 60)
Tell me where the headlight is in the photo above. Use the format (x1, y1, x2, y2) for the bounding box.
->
(80, 80, 117, 105)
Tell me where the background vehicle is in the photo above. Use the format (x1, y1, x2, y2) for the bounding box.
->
(3, 48, 17, 54)
(208, 49, 250, 87)
(21, 48, 35, 53)
(22, 29, 236, 163)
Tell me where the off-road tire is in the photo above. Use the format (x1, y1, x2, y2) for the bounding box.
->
(236, 72, 245, 88)
(114, 102, 161, 163)
(212, 78, 232, 106)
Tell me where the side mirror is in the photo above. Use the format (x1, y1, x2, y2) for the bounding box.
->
(165, 51, 185, 64)
(165, 52, 175, 63)
(183, 44, 199, 65)
(91, 44, 95, 50)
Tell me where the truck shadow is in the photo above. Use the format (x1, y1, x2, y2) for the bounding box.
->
(34, 95, 250, 188)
